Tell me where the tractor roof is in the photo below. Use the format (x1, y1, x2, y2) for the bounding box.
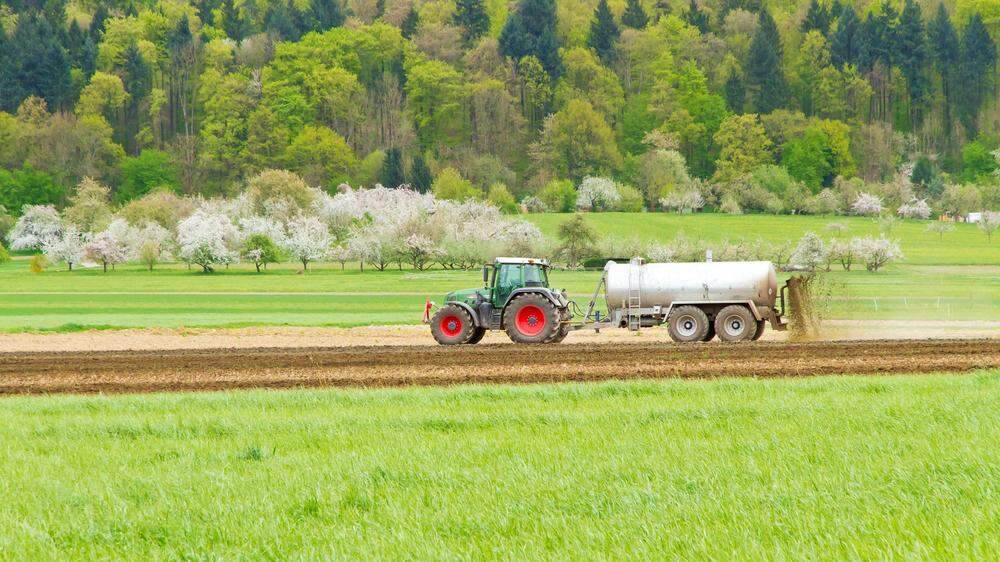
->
(494, 257, 550, 266)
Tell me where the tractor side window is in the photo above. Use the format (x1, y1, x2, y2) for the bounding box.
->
(523, 265, 546, 287)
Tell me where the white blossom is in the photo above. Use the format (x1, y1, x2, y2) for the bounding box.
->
(854, 236, 902, 272)
(851, 192, 884, 216)
(177, 209, 240, 272)
(659, 189, 705, 213)
(897, 198, 932, 219)
(43, 225, 88, 270)
(85, 224, 129, 272)
(576, 177, 621, 211)
(8, 205, 62, 251)
(282, 216, 331, 270)
(789, 232, 827, 271)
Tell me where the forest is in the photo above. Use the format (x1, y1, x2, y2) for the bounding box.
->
(0, 0, 998, 224)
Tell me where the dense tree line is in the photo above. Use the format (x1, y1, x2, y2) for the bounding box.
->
(0, 0, 997, 220)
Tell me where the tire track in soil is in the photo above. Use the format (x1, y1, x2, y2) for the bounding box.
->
(0, 339, 996, 395)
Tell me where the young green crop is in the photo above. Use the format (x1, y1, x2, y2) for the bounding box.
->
(1, 372, 998, 559)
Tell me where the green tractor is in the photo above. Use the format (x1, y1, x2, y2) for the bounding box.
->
(424, 257, 572, 345)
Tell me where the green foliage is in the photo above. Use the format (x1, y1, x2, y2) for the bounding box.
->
(782, 128, 835, 191)
(961, 141, 998, 182)
(620, 0, 648, 30)
(0, 165, 64, 213)
(499, 0, 562, 75)
(535, 99, 621, 182)
(0, 242, 9, 264)
(712, 114, 772, 184)
(614, 183, 644, 212)
(487, 183, 519, 213)
(28, 253, 47, 274)
(911, 155, 934, 189)
(746, 9, 787, 113)
(453, 0, 490, 43)
(380, 148, 405, 188)
(284, 126, 356, 187)
(410, 154, 433, 193)
(432, 167, 479, 201)
(242, 234, 283, 273)
(538, 179, 577, 212)
(117, 150, 180, 204)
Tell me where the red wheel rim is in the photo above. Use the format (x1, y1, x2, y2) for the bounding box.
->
(440, 315, 463, 338)
(515, 305, 546, 336)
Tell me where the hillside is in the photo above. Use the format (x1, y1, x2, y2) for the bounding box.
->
(0, 0, 998, 225)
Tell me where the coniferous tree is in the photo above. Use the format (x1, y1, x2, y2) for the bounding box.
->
(89, 4, 108, 40)
(265, 0, 300, 40)
(309, 0, 345, 32)
(621, 0, 648, 30)
(957, 14, 998, 137)
(453, 0, 490, 43)
(745, 9, 787, 113)
(830, 4, 859, 67)
(682, 0, 710, 34)
(122, 43, 152, 154)
(587, 0, 619, 63)
(896, 0, 928, 127)
(801, 0, 830, 35)
(400, 6, 419, 39)
(0, 21, 24, 113)
(724, 69, 745, 112)
(499, 0, 561, 76)
(927, 3, 959, 135)
(220, 0, 252, 42)
(410, 154, 433, 193)
(380, 148, 405, 188)
(12, 14, 72, 111)
(854, 13, 879, 72)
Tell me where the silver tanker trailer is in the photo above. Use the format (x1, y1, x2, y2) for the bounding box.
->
(578, 257, 789, 342)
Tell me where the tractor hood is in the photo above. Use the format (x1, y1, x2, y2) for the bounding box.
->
(445, 288, 488, 305)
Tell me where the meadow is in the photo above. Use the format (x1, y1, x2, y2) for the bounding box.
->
(0, 213, 996, 330)
(1, 372, 998, 559)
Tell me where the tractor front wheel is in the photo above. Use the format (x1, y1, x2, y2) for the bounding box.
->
(504, 294, 559, 344)
(431, 305, 475, 345)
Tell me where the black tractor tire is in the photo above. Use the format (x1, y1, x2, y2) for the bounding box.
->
(504, 294, 560, 344)
(545, 309, 572, 344)
(667, 306, 710, 343)
(752, 320, 766, 341)
(467, 327, 487, 344)
(714, 305, 757, 342)
(430, 304, 475, 345)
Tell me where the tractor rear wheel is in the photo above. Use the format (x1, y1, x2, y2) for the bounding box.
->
(667, 306, 710, 343)
(467, 327, 487, 344)
(504, 294, 559, 344)
(715, 305, 757, 342)
(431, 305, 475, 345)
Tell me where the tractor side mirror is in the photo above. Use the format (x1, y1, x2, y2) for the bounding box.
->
(482, 265, 490, 286)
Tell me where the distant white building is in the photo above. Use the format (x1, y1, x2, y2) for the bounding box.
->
(967, 212, 983, 223)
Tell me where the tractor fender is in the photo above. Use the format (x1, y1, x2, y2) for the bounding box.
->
(445, 301, 482, 327)
(503, 288, 567, 311)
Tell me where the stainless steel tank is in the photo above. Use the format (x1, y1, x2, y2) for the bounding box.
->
(603, 260, 779, 312)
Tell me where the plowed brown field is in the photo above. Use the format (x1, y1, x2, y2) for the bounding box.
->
(0, 339, 996, 395)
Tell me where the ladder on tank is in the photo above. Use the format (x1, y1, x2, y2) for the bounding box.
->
(626, 257, 643, 331)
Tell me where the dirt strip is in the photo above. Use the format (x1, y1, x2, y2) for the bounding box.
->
(0, 339, 996, 395)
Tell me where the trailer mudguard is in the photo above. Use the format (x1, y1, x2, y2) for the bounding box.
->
(663, 300, 764, 321)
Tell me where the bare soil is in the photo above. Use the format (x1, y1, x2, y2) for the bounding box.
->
(1, 339, 996, 395)
(1, 321, 997, 352)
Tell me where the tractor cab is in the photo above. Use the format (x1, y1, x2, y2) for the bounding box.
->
(427, 257, 571, 345)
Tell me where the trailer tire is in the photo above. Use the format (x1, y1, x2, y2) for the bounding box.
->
(431, 305, 475, 345)
(715, 305, 756, 342)
(667, 306, 710, 343)
(467, 327, 487, 344)
(504, 294, 559, 344)
(702, 325, 716, 342)
(751, 320, 765, 341)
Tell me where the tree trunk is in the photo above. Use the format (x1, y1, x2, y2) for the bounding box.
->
(103, 262, 107, 273)
(256, 263, 262, 273)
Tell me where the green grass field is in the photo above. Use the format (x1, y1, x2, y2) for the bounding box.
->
(0, 213, 996, 330)
(2, 372, 998, 559)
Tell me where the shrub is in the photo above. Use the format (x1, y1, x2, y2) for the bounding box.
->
(117, 149, 181, 203)
(520, 196, 549, 213)
(719, 194, 742, 215)
(803, 188, 840, 215)
(576, 177, 620, 211)
(659, 189, 705, 213)
(487, 183, 519, 214)
(432, 168, 479, 201)
(614, 183, 644, 212)
(0, 242, 9, 264)
(851, 192, 883, 216)
(980, 211, 1000, 243)
(537, 179, 577, 212)
(29, 253, 48, 274)
(897, 198, 931, 219)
